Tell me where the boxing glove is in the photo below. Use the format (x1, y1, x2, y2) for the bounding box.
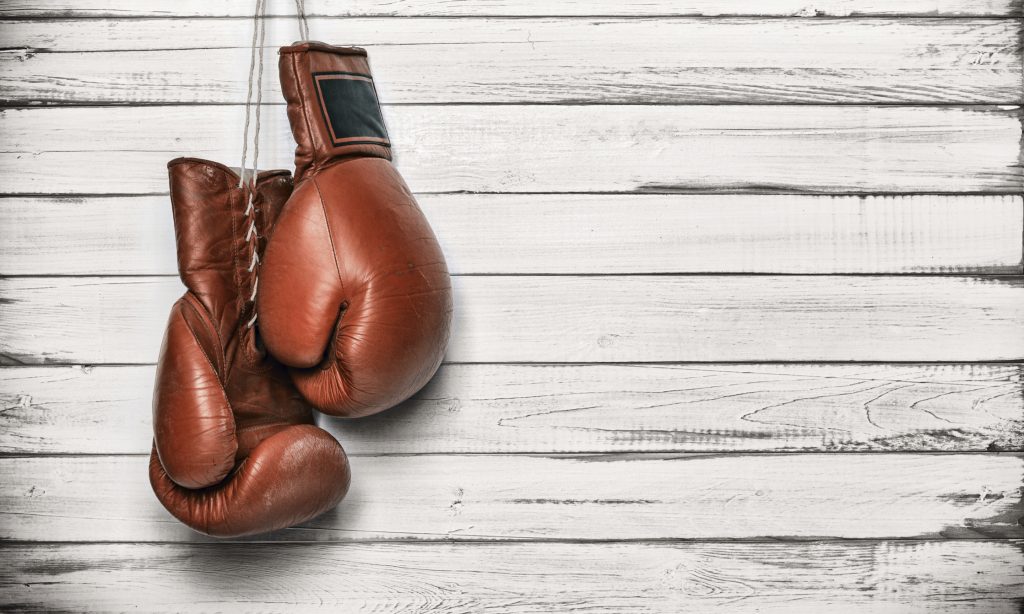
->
(257, 43, 453, 417)
(150, 157, 350, 537)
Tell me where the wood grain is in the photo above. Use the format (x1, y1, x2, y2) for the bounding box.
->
(2, 542, 1022, 613)
(2, 364, 1021, 454)
(4, 19, 1019, 104)
(2, 106, 1020, 195)
(2, 453, 1022, 542)
(2, 276, 1023, 365)
(3, 194, 1021, 276)
(1, 0, 1022, 608)
(0, 0, 1016, 17)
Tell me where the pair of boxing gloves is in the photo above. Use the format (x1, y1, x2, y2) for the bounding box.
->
(149, 43, 453, 537)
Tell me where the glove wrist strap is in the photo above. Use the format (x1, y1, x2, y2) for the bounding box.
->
(279, 43, 393, 181)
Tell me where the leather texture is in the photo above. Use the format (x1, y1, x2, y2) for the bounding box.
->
(150, 158, 350, 537)
(258, 43, 453, 417)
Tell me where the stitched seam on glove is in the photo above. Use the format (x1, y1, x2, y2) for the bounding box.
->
(179, 296, 234, 420)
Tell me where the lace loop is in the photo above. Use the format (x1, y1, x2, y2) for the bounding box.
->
(239, 0, 267, 329)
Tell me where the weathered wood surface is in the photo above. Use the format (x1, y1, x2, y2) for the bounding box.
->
(3, 194, 1021, 276)
(5, 19, 1019, 104)
(1, 1, 1022, 607)
(2, 541, 1023, 614)
(3, 276, 1023, 365)
(2, 364, 1021, 454)
(2, 453, 1021, 541)
(0, 0, 1017, 17)
(2, 106, 1020, 195)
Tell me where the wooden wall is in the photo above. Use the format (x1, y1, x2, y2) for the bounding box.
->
(1, 1, 1022, 611)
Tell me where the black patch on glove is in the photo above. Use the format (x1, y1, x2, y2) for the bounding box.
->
(313, 72, 390, 147)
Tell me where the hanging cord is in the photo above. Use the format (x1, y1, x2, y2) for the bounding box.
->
(294, 0, 310, 41)
(239, 0, 267, 329)
(238, 0, 265, 189)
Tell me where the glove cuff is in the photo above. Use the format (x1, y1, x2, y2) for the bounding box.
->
(167, 157, 292, 332)
(279, 42, 392, 181)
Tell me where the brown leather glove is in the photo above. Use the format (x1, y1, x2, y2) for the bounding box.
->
(149, 157, 350, 537)
(257, 43, 453, 417)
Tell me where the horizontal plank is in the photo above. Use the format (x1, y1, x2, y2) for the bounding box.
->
(2, 364, 1021, 454)
(2, 106, 1021, 195)
(3, 542, 1022, 614)
(0, 0, 1017, 17)
(2, 453, 1021, 541)
(3, 276, 1024, 364)
(3, 194, 1020, 276)
(4, 19, 1019, 104)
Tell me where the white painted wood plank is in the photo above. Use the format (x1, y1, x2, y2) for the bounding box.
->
(3, 194, 1020, 276)
(3, 542, 1022, 613)
(1, 453, 1021, 541)
(19, 17, 1018, 55)
(2, 276, 1023, 364)
(5, 19, 1018, 104)
(2, 106, 1020, 194)
(3, 364, 1021, 454)
(0, 0, 1015, 17)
